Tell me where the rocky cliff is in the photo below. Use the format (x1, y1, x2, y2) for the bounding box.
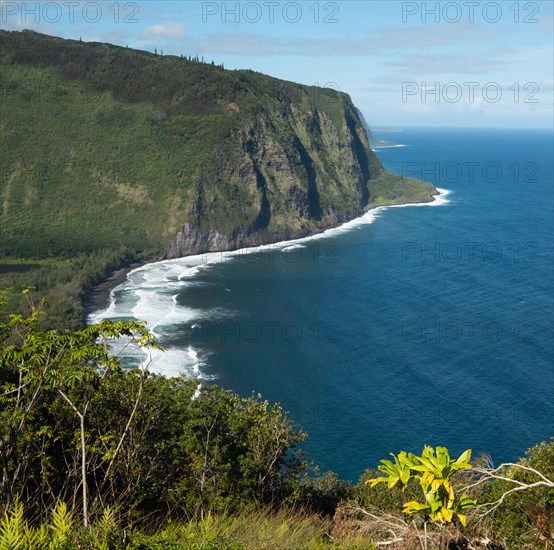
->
(166, 87, 386, 257)
(0, 30, 436, 261)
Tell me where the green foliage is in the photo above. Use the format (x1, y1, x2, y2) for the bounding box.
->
(0, 248, 142, 330)
(367, 446, 476, 527)
(175, 388, 306, 515)
(0, 500, 29, 549)
(0, 500, 74, 549)
(292, 471, 353, 516)
(0, 297, 307, 524)
(367, 451, 417, 491)
(368, 174, 437, 205)
(48, 501, 75, 549)
(0, 500, 378, 549)
(478, 438, 554, 548)
(0, 29, 436, 263)
(89, 506, 119, 550)
(0, 298, 159, 524)
(354, 468, 419, 513)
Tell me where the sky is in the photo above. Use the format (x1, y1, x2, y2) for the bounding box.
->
(1, 0, 553, 128)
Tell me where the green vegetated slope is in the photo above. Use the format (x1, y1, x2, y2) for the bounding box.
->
(0, 30, 435, 327)
(0, 29, 435, 260)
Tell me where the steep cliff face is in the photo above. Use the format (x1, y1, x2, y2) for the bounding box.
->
(167, 88, 385, 257)
(0, 30, 435, 261)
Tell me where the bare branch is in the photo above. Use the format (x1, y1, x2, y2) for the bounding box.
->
(56, 387, 82, 418)
(101, 369, 145, 484)
(463, 462, 554, 518)
(376, 537, 405, 547)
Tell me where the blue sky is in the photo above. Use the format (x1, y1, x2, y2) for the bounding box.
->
(1, 0, 553, 128)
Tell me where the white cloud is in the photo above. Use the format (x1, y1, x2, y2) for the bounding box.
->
(383, 52, 511, 75)
(141, 22, 186, 41)
(186, 21, 509, 59)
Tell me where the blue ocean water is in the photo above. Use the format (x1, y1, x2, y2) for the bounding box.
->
(91, 128, 554, 481)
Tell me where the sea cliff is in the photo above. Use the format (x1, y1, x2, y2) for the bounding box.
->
(0, 30, 436, 261)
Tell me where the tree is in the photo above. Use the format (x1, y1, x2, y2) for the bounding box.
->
(0, 292, 158, 524)
(177, 387, 306, 517)
(1, 293, 307, 525)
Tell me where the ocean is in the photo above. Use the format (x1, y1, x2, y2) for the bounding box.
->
(89, 127, 554, 481)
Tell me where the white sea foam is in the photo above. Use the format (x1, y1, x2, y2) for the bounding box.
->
(178, 266, 202, 279)
(88, 188, 450, 378)
(258, 187, 450, 244)
(281, 244, 306, 251)
(192, 383, 202, 400)
(371, 144, 409, 150)
(88, 254, 225, 378)
(139, 344, 213, 379)
(132, 289, 201, 329)
(387, 187, 451, 209)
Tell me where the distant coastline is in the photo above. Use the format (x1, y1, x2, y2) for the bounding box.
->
(371, 143, 408, 150)
(85, 189, 442, 320)
(371, 128, 403, 133)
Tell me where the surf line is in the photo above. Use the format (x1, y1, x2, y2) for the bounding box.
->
(89, 188, 451, 377)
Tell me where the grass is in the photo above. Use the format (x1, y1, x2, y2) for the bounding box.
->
(0, 501, 377, 549)
(368, 174, 437, 205)
(166, 506, 377, 549)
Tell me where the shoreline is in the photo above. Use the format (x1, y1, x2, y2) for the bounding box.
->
(83, 261, 150, 316)
(84, 190, 443, 319)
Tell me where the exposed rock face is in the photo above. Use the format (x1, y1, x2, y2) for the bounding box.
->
(166, 96, 384, 258)
(166, 214, 354, 257)
(0, 30, 435, 261)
